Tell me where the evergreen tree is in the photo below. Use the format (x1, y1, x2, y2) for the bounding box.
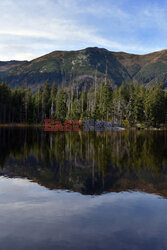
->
(100, 80, 113, 120)
(34, 86, 43, 123)
(50, 82, 57, 118)
(134, 84, 145, 123)
(0, 80, 166, 127)
(56, 90, 67, 121)
(144, 84, 166, 126)
(42, 80, 51, 119)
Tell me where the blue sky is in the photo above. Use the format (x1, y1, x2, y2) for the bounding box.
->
(0, 0, 167, 60)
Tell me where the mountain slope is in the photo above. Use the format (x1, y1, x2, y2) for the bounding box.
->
(0, 47, 167, 89)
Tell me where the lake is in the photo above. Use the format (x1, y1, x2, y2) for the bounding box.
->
(0, 127, 167, 250)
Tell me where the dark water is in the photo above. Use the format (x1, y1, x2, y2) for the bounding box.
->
(0, 128, 167, 250)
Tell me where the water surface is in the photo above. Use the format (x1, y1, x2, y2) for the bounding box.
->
(0, 128, 167, 249)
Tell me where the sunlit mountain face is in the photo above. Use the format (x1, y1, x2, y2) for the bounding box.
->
(1, 47, 167, 89)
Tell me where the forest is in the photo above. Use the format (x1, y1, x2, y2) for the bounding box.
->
(0, 79, 167, 127)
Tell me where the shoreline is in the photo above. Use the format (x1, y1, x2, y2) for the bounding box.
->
(0, 124, 45, 127)
(0, 123, 166, 131)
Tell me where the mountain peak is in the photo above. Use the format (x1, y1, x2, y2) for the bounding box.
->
(0, 47, 167, 89)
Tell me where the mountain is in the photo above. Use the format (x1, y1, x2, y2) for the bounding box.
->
(1, 47, 167, 89)
(0, 60, 27, 72)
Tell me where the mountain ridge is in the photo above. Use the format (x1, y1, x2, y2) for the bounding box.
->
(1, 47, 167, 89)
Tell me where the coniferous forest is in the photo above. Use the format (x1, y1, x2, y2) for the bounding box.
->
(0, 80, 167, 127)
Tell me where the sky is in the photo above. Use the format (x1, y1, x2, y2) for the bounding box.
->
(0, 0, 167, 61)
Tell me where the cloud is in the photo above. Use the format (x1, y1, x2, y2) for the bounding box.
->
(0, 0, 166, 60)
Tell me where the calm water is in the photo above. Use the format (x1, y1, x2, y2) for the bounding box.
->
(0, 128, 167, 250)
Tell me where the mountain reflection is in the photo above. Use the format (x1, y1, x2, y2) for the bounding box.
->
(0, 127, 167, 197)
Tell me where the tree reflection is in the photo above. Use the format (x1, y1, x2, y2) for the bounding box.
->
(0, 128, 167, 196)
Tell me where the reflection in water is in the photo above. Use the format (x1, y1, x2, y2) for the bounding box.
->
(0, 127, 167, 196)
(0, 177, 167, 250)
(0, 128, 167, 250)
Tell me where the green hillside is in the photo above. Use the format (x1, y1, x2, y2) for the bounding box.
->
(0, 47, 167, 89)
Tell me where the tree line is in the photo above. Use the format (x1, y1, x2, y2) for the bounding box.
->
(0, 79, 167, 127)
